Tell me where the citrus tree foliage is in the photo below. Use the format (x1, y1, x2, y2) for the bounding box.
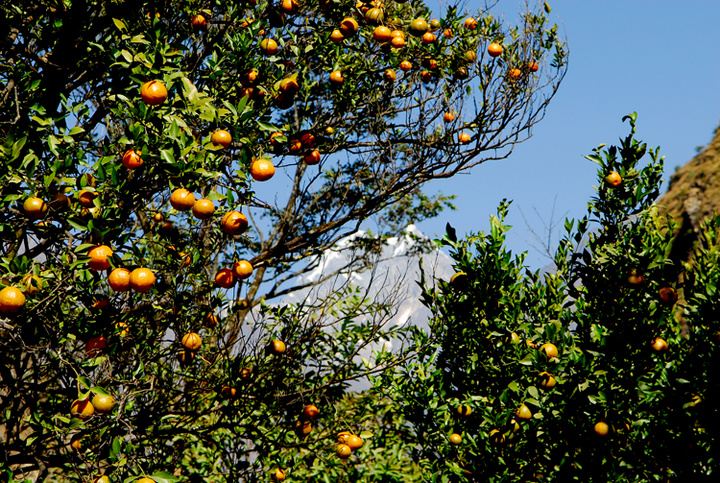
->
(385, 115, 719, 481)
(1, 0, 566, 482)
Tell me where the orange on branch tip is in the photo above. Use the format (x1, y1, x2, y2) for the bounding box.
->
(448, 433, 462, 444)
(605, 170, 622, 187)
(92, 393, 115, 413)
(651, 337, 669, 352)
(271, 339, 286, 354)
(170, 188, 196, 211)
(336, 443, 352, 458)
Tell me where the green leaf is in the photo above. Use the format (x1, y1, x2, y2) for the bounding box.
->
(112, 18, 127, 31)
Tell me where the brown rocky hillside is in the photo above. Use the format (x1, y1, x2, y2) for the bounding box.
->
(656, 123, 720, 263)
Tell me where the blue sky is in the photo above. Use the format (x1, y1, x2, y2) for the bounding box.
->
(413, 0, 720, 268)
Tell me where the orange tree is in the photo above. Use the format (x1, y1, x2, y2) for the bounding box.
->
(383, 114, 719, 481)
(0, 0, 566, 482)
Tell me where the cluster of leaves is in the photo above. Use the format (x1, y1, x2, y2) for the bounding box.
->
(383, 115, 719, 482)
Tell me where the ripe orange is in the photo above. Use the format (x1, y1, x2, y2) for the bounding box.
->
(122, 149, 143, 169)
(304, 150, 321, 165)
(295, 420, 312, 435)
(605, 170, 622, 187)
(408, 18, 429, 36)
(487, 42, 503, 58)
(301, 133, 315, 146)
(153, 212, 164, 222)
(221, 385, 237, 398)
(190, 14, 207, 29)
(221, 211, 249, 235)
(346, 434, 363, 449)
(399, 60, 412, 72)
(271, 339, 286, 354)
(50, 193, 71, 211)
(339, 17, 359, 37)
(288, 138, 302, 153)
(211, 129, 232, 148)
(330, 29, 344, 42)
(422, 32, 436, 44)
(92, 394, 115, 413)
(170, 188, 196, 211)
(177, 350, 195, 365)
(391, 35, 405, 48)
(594, 421, 610, 436)
(464, 50, 478, 63)
(70, 435, 83, 451)
(273, 468, 286, 482)
(464, 17, 477, 30)
(329, 70, 345, 85)
(141, 80, 168, 105)
(508, 68, 522, 79)
(651, 337, 669, 352)
(303, 404, 319, 419)
(364, 7, 384, 24)
(0, 286, 26, 313)
(280, 0, 298, 14)
(628, 269, 644, 285)
(457, 404, 472, 417)
(260, 38, 279, 55)
(489, 429, 505, 444)
(539, 343, 558, 359)
(373, 25, 392, 42)
(182, 332, 202, 351)
(337, 431, 351, 444)
(337, 443, 352, 459)
(192, 198, 216, 219)
(130, 268, 155, 292)
(204, 313, 218, 328)
(137, 479, 155, 483)
(280, 77, 300, 95)
(88, 245, 113, 271)
(384, 69, 396, 81)
(108, 268, 131, 292)
(232, 260, 254, 280)
(443, 28, 453, 38)
(448, 433, 462, 445)
(516, 403, 532, 420)
(658, 287, 678, 305)
(539, 371, 556, 389)
(529, 61, 540, 72)
(23, 197, 48, 219)
(250, 158, 276, 181)
(458, 132, 471, 143)
(93, 476, 110, 483)
(215, 268, 236, 288)
(443, 112, 456, 123)
(70, 399, 95, 419)
(77, 189, 97, 208)
(239, 366, 253, 379)
(86, 336, 108, 356)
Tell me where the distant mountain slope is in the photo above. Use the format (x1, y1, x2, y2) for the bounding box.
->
(656, 123, 720, 262)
